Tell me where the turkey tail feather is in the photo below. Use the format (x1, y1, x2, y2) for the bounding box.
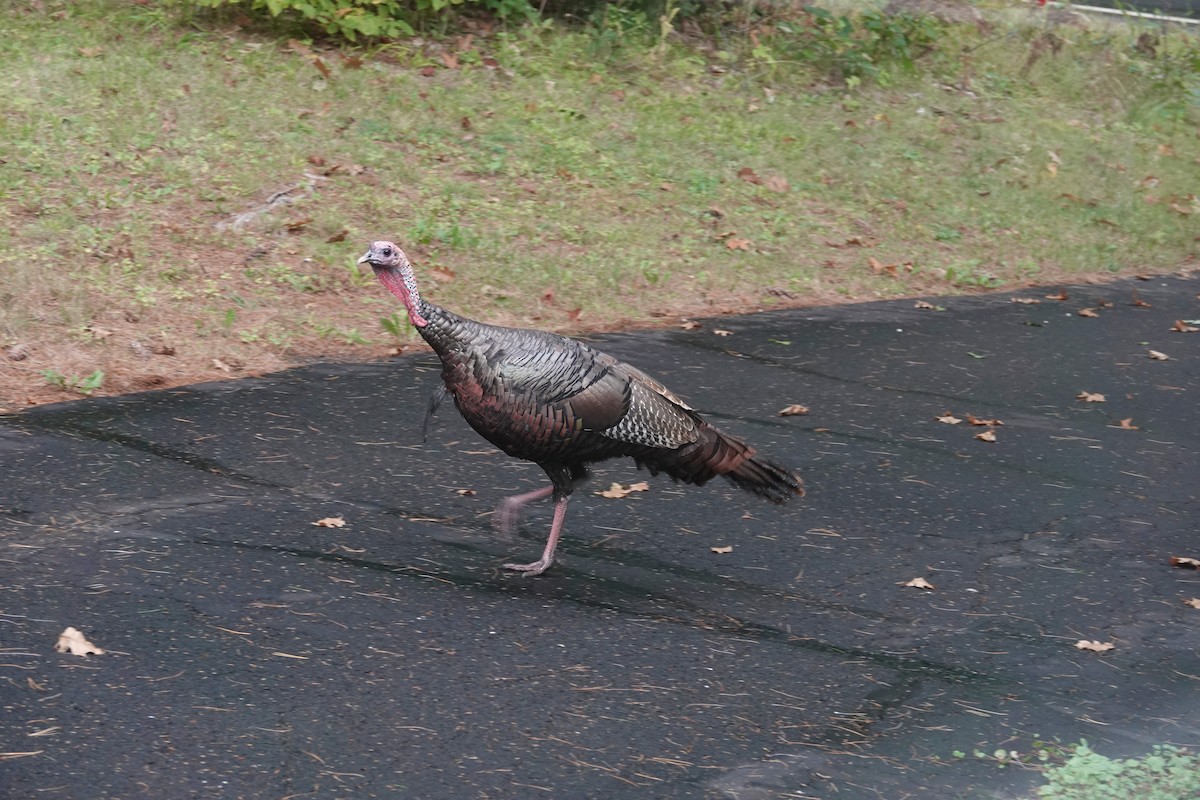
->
(724, 455, 804, 505)
(644, 423, 803, 504)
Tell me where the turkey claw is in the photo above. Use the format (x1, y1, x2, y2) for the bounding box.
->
(502, 558, 553, 576)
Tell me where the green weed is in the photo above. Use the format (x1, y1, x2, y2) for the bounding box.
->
(1036, 742, 1200, 800)
(39, 369, 106, 396)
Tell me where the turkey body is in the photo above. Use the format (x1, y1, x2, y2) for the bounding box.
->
(359, 240, 803, 576)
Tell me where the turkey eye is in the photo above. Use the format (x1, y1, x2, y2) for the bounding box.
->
(381, 247, 393, 256)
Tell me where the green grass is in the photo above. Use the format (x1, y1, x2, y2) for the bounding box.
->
(0, 0, 1198, 404)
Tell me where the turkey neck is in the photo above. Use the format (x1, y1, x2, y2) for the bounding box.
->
(374, 264, 490, 365)
(375, 264, 431, 328)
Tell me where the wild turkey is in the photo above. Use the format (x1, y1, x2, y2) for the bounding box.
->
(358, 241, 804, 576)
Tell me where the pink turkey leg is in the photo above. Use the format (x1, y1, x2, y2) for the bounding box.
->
(503, 496, 570, 576)
(493, 485, 554, 535)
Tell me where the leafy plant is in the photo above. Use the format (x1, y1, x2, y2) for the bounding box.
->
(190, 0, 535, 41)
(770, 8, 944, 85)
(192, 0, 417, 40)
(380, 312, 411, 338)
(40, 369, 105, 396)
(1037, 742, 1200, 800)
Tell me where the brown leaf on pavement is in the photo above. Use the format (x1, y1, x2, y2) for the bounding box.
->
(965, 414, 1003, 427)
(779, 404, 810, 416)
(1045, 291, 1069, 301)
(936, 412, 962, 425)
(1148, 350, 1170, 360)
(1169, 556, 1200, 569)
(313, 516, 346, 528)
(1077, 391, 1106, 403)
(1170, 320, 1199, 333)
(711, 545, 733, 554)
(1183, 598, 1200, 609)
(597, 482, 650, 499)
(1011, 297, 1041, 305)
(1077, 308, 1100, 318)
(899, 577, 936, 590)
(975, 430, 997, 442)
(1112, 418, 1139, 430)
(54, 628, 105, 657)
(1075, 640, 1114, 653)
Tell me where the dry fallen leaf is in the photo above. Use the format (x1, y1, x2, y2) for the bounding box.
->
(1169, 556, 1200, 569)
(936, 412, 962, 425)
(55, 628, 104, 657)
(1112, 418, 1139, 430)
(1074, 640, 1115, 653)
(1045, 291, 1069, 301)
(899, 577, 936, 590)
(313, 516, 346, 528)
(725, 237, 752, 251)
(711, 545, 734, 554)
(1011, 297, 1041, 305)
(597, 481, 650, 499)
(680, 320, 702, 330)
(1170, 320, 1199, 333)
(1148, 350, 1170, 361)
(975, 430, 997, 442)
(1077, 391, 1106, 403)
(965, 414, 1003, 427)
(1183, 598, 1200, 609)
(1077, 308, 1100, 318)
(914, 300, 937, 310)
(868, 257, 913, 277)
(713, 329, 733, 337)
(456, 488, 476, 496)
(779, 404, 810, 416)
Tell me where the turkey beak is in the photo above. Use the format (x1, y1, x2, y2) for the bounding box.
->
(357, 252, 373, 266)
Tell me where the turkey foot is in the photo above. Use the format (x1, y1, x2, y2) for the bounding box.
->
(501, 557, 553, 576)
(502, 496, 569, 576)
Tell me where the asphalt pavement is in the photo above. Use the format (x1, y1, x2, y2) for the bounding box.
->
(2, 274, 1199, 799)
